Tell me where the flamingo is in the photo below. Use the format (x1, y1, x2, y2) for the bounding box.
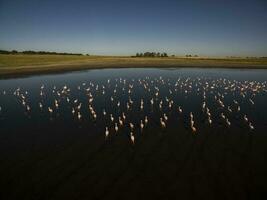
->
(122, 112, 126, 120)
(160, 118, 166, 128)
(93, 113, 97, 119)
(226, 118, 231, 126)
(77, 112, 82, 120)
(39, 103, 43, 109)
(144, 116, 148, 124)
(130, 132, 135, 144)
(48, 107, 53, 113)
(105, 127, 109, 138)
(140, 120, 144, 131)
(115, 123, 118, 132)
(191, 126, 197, 132)
(163, 113, 168, 121)
(249, 122, 254, 130)
(129, 123, 134, 130)
(178, 106, 182, 113)
(110, 114, 114, 122)
(244, 115, 248, 122)
(208, 117, 212, 125)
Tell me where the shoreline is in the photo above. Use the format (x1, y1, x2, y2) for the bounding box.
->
(1, 56, 267, 79)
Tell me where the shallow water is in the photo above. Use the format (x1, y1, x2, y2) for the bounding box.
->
(0, 68, 267, 199)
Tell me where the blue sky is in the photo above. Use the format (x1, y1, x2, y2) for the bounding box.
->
(0, 0, 266, 56)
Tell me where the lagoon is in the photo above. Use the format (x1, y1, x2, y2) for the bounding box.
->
(0, 68, 267, 199)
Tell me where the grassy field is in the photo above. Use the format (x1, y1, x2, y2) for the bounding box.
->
(1, 54, 267, 77)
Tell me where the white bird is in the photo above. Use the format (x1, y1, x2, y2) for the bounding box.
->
(244, 115, 248, 122)
(129, 123, 134, 130)
(39, 103, 43, 109)
(190, 112, 193, 120)
(163, 113, 168, 121)
(115, 123, 118, 132)
(191, 126, 197, 133)
(226, 118, 231, 126)
(77, 112, 82, 120)
(48, 107, 53, 113)
(77, 103, 82, 110)
(168, 102, 172, 109)
(202, 101, 206, 109)
(144, 116, 148, 124)
(249, 122, 254, 130)
(190, 119, 194, 128)
(122, 112, 126, 120)
(208, 116, 212, 125)
(105, 127, 109, 138)
(190, 115, 197, 133)
(55, 100, 59, 109)
(249, 99, 254, 105)
(93, 113, 97, 119)
(130, 132, 135, 144)
(140, 120, 144, 131)
(160, 118, 166, 128)
(110, 114, 114, 122)
(119, 117, 123, 126)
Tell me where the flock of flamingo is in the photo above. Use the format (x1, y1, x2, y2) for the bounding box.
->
(0, 76, 266, 144)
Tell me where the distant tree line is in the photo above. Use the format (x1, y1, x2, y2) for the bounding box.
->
(185, 54, 198, 57)
(244, 56, 267, 59)
(0, 49, 84, 56)
(134, 52, 168, 57)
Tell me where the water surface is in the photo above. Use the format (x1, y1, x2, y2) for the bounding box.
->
(0, 68, 267, 199)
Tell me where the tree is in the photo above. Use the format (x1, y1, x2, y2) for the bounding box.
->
(135, 52, 169, 58)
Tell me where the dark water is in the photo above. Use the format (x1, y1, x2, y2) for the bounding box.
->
(0, 68, 267, 199)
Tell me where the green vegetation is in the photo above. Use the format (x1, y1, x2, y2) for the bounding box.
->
(0, 54, 267, 78)
(0, 54, 95, 68)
